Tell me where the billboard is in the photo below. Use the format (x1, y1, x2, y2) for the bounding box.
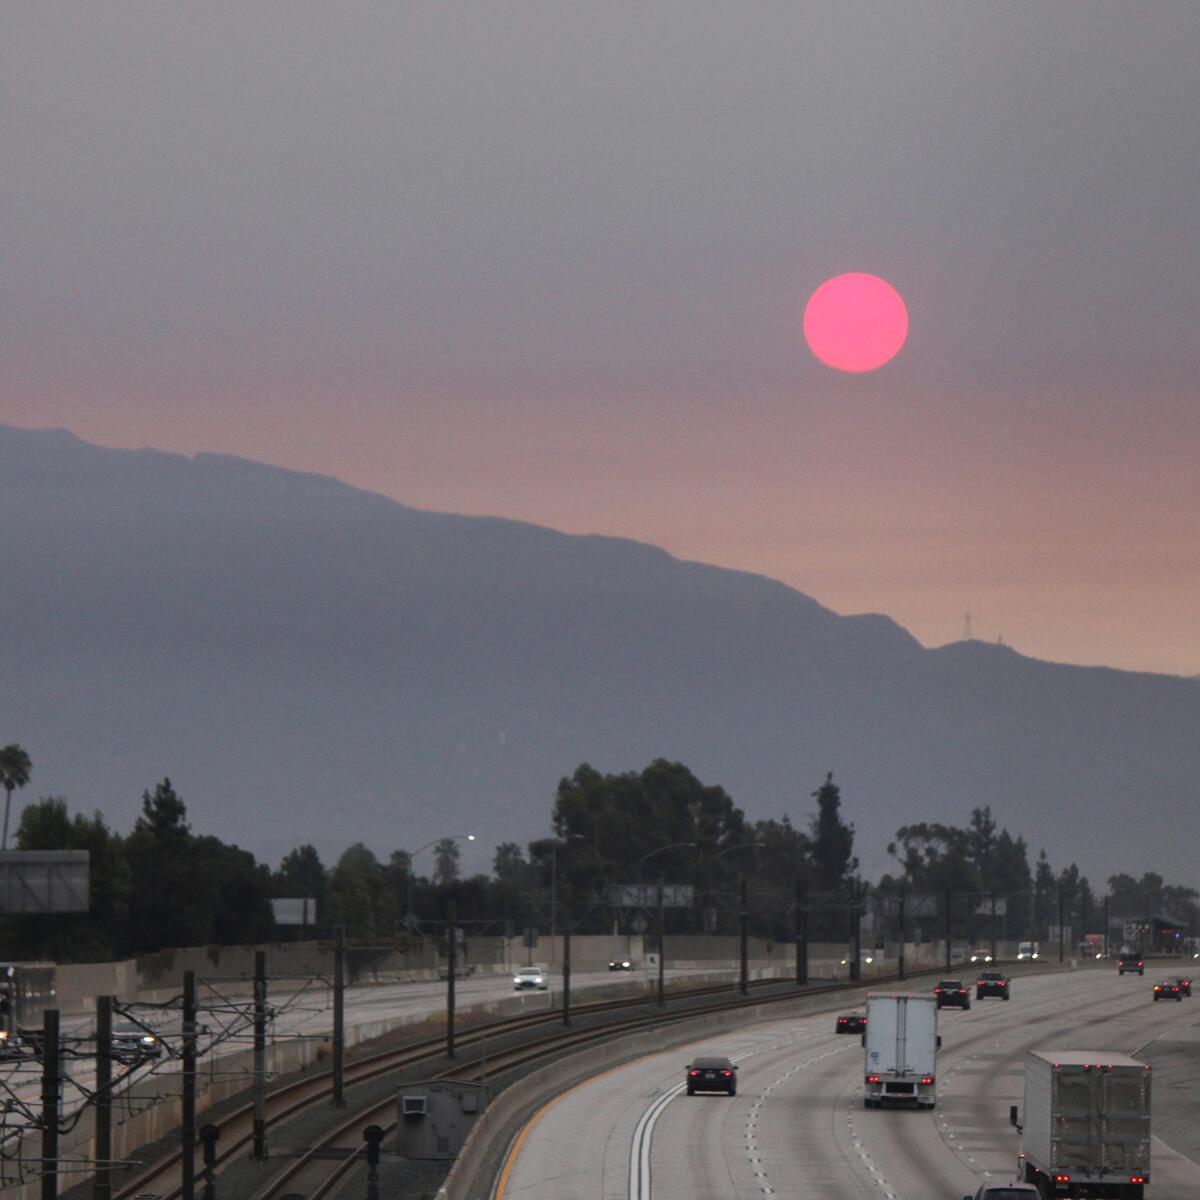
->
(0, 850, 89, 913)
(272, 897, 317, 925)
(607, 883, 694, 909)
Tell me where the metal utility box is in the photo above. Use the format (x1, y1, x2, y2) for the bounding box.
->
(1019, 1050, 1151, 1197)
(394, 1080, 489, 1160)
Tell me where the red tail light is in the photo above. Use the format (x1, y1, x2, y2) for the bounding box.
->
(1130, 1176, 1146, 1184)
(934, 988, 942, 993)
(722, 1070, 732, 1077)
(866, 1074, 880, 1083)
(999, 981, 1007, 986)
(920, 1076, 934, 1085)
(1055, 1175, 1071, 1183)
(689, 1070, 699, 1077)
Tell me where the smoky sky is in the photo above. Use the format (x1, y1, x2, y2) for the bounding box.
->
(4, 3, 1200, 673)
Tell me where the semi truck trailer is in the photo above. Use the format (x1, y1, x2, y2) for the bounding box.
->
(1012, 1049, 1151, 1198)
(863, 992, 938, 1108)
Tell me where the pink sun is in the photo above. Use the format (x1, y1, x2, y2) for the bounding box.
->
(803, 273, 909, 372)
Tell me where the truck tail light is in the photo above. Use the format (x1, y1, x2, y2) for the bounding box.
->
(1054, 1175, 1070, 1183)
(1130, 1176, 1146, 1184)
(865, 1074, 880, 1083)
(920, 1076, 934, 1085)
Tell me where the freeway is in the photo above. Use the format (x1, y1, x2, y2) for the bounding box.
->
(495, 967, 1200, 1199)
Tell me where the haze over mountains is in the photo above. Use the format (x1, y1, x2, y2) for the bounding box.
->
(2, 424, 1196, 884)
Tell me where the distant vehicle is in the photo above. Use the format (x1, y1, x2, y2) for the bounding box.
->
(1175, 975, 1192, 996)
(1083, 932, 1105, 958)
(934, 980, 971, 1009)
(110, 1020, 163, 1062)
(976, 970, 1010, 1001)
(1012, 1049, 1150, 1198)
(1152, 979, 1182, 1001)
(685, 1055, 737, 1095)
(513, 967, 547, 991)
(1118, 954, 1144, 976)
(962, 1186, 1040, 1200)
(969, 948, 994, 963)
(1016, 941, 1039, 961)
(863, 992, 938, 1108)
(0, 963, 56, 1058)
(835, 1012, 866, 1034)
(608, 958, 633, 971)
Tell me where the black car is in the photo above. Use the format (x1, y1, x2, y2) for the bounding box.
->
(608, 958, 634, 971)
(836, 1012, 866, 1034)
(935, 980, 971, 1009)
(1175, 975, 1192, 996)
(1118, 955, 1144, 976)
(1153, 979, 1183, 1001)
(686, 1055, 737, 1095)
(976, 971, 1011, 1000)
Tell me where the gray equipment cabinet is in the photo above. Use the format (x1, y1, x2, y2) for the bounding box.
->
(395, 1080, 490, 1160)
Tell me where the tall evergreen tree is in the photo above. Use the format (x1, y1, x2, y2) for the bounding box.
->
(808, 772, 857, 895)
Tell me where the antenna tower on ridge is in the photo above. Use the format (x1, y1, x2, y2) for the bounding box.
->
(963, 612, 973, 641)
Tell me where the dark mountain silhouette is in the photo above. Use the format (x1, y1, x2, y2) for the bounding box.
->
(2, 424, 1196, 883)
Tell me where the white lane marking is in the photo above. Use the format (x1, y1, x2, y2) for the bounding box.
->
(845, 1097, 898, 1199)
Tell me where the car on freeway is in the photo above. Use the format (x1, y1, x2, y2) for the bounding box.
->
(934, 980, 971, 1009)
(1016, 941, 1039, 961)
(962, 1184, 1040, 1200)
(110, 1020, 164, 1062)
(513, 966, 548, 991)
(976, 970, 1011, 1000)
(835, 1012, 866, 1034)
(969, 948, 994, 963)
(1153, 979, 1183, 1001)
(1118, 954, 1145, 976)
(685, 1055, 737, 1095)
(608, 958, 633, 971)
(1175, 975, 1192, 996)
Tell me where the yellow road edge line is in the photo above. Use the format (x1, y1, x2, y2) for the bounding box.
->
(494, 1056, 644, 1199)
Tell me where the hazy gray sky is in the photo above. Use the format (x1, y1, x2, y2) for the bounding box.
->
(4, 3, 1199, 672)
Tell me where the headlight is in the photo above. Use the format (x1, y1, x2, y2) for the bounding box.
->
(513, 976, 522, 983)
(1032, 952, 1039, 959)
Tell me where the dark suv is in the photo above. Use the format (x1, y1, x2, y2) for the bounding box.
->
(1118, 955, 1145, 976)
(976, 970, 1010, 1000)
(935, 980, 971, 1009)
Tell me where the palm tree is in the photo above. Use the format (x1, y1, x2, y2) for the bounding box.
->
(0, 744, 32, 851)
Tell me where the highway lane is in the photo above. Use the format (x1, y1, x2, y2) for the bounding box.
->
(495, 967, 1200, 1200)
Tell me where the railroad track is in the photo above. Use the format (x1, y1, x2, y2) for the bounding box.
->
(110, 973, 790, 1200)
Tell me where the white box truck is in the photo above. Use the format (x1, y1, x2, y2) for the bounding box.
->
(863, 992, 938, 1108)
(1012, 1050, 1151, 1198)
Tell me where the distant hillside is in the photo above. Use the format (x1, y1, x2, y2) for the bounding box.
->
(2, 424, 1196, 882)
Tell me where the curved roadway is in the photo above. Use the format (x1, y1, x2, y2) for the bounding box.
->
(495, 968, 1200, 1199)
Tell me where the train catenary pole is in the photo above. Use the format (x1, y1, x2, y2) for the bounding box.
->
(795, 878, 808, 986)
(332, 927, 345, 1107)
(40, 1008, 60, 1200)
(94, 995, 113, 1200)
(897, 892, 907, 981)
(181, 971, 197, 1200)
(447, 899, 457, 1059)
(253, 949, 268, 1158)
(562, 908, 572, 1027)
(738, 873, 749, 995)
(944, 891, 953, 970)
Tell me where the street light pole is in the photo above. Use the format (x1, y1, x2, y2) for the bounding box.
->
(404, 833, 476, 928)
(637, 841, 699, 1009)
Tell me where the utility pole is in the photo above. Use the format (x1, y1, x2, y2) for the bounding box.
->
(897, 891, 907, 981)
(332, 927, 345, 1107)
(795, 877, 808, 986)
(1103, 894, 1109, 959)
(944, 891, 953, 970)
(447, 899, 457, 1058)
(550, 844, 557, 940)
(1058, 887, 1065, 963)
(562, 906, 572, 1027)
(94, 995, 113, 1200)
(990, 891, 997, 963)
(739, 873, 749, 995)
(850, 882, 862, 982)
(657, 876, 666, 1007)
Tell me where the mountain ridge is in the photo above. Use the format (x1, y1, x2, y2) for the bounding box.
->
(2, 423, 1195, 883)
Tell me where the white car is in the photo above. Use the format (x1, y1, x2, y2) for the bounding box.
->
(1017, 942, 1040, 961)
(513, 967, 548, 991)
(969, 948, 994, 963)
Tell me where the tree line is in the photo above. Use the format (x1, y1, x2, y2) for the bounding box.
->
(1, 743, 1194, 959)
